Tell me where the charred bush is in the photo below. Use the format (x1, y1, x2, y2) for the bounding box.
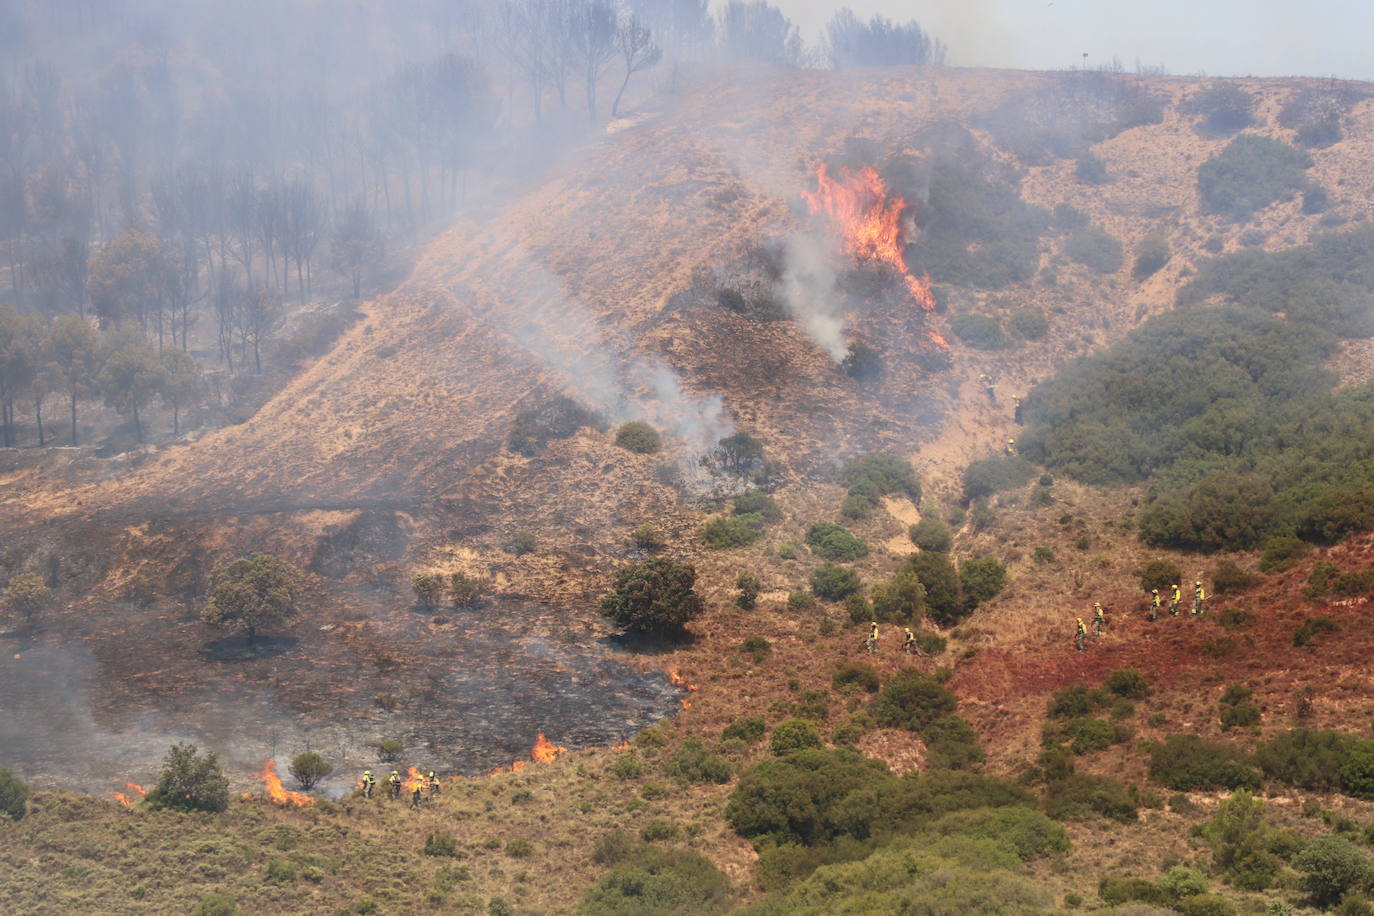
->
(840, 341, 883, 382)
(599, 558, 704, 637)
(1075, 152, 1110, 184)
(1187, 82, 1255, 135)
(1132, 232, 1170, 280)
(509, 396, 598, 456)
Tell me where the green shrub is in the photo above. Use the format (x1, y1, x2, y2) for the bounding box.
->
(722, 717, 767, 744)
(1261, 537, 1312, 574)
(805, 523, 869, 561)
(1220, 703, 1261, 731)
(839, 491, 874, 520)
(702, 514, 763, 548)
(959, 556, 1006, 610)
(1160, 864, 1209, 900)
(592, 830, 637, 864)
(378, 739, 403, 761)
(264, 858, 297, 883)
(288, 751, 332, 790)
(1043, 773, 1138, 822)
(1256, 728, 1364, 791)
(1334, 569, 1374, 596)
(810, 563, 862, 602)
(197, 893, 238, 916)
(1147, 735, 1260, 791)
(599, 558, 704, 636)
(506, 530, 536, 554)
(872, 669, 958, 732)
(612, 755, 642, 780)
(770, 719, 823, 756)
(1211, 560, 1260, 595)
(577, 846, 730, 915)
(1009, 307, 1050, 340)
(832, 660, 880, 693)
(1190, 83, 1255, 134)
(734, 492, 783, 523)
(639, 818, 681, 842)
(726, 747, 894, 847)
(776, 542, 798, 560)
(740, 635, 770, 661)
(961, 455, 1035, 502)
(1133, 232, 1170, 280)
(424, 832, 458, 857)
(923, 715, 985, 770)
(869, 568, 926, 622)
(506, 839, 533, 858)
(1076, 152, 1109, 184)
(615, 421, 661, 454)
(842, 592, 871, 624)
(842, 454, 921, 501)
(668, 739, 732, 785)
(735, 573, 762, 611)
(1138, 559, 1182, 593)
(1198, 134, 1311, 221)
(908, 516, 952, 552)
(1100, 876, 1166, 906)
(0, 769, 27, 821)
(928, 805, 1068, 861)
(1046, 683, 1105, 719)
(950, 313, 1006, 349)
(1065, 226, 1124, 273)
(1104, 669, 1150, 699)
(1175, 895, 1237, 916)
(1294, 616, 1338, 648)
(146, 744, 230, 813)
(906, 551, 965, 627)
(787, 590, 816, 612)
(1296, 835, 1374, 908)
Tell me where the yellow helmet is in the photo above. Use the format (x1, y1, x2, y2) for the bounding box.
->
(1195, 580, 1201, 585)
(1151, 589, 1158, 594)
(364, 769, 372, 775)
(428, 771, 436, 778)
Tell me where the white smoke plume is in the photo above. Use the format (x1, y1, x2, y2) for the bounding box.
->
(485, 246, 734, 454)
(775, 229, 849, 361)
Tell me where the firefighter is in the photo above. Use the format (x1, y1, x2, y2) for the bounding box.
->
(1075, 617, 1088, 652)
(361, 769, 376, 799)
(427, 771, 440, 800)
(387, 770, 401, 800)
(1192, 580, 1206, 616)
(979, 373, 996, 401)
(410, 779, 423, 810)
(1005, 438, 1017, 457)
(903, 626, 921, 655)
(1093, 602, 1106, 637)
(1012, 395, 1024, 426)
(866, 621, 879, 655)
(1169, 583, 1181, 617)
(1149, 589, 1161, 622)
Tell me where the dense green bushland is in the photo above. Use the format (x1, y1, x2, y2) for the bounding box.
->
(839, 454, 920, 520)
(1197, 134, 1311, 221)
(1020, 276, 1374, 549)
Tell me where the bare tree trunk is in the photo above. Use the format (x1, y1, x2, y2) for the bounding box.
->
(70, 392, 78, 445)
(35, 397, 44, 446)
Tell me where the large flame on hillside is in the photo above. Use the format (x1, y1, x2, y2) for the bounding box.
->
(802, 163, 946, 348)
(403, 766, 424, 792)
(489, 733, 569, 775)
(253, 760, 315, 806)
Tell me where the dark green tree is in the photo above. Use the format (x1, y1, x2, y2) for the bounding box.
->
(906, 552, 963, 626)
(201, 554, 304, 642)
(146, 743, 230, 813)
(599, 558, 703, 636)
(97, 327, 164, 442)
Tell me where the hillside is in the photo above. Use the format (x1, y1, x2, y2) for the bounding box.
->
(5, 63, 1374, 914)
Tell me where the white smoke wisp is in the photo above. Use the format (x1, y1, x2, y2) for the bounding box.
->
(775, 230, 849, 361)
(486, 247, 734, 455)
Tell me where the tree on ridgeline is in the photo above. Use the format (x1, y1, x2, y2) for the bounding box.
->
(202, 553, 304, 644)
(158, 346, 201, 435)
(825, 8, 945, 69)
(717, 0, 801, 67)
(572, 0, 619, 121)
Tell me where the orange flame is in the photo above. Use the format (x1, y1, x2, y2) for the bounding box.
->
(666, 668, 698, 691)
(403, 766, 425, 793)
(254, 760, 315, 806)
(112, 793, 134, 806)
(610, 740, 632, 751)
(802, 163, 949, 350)
(111, 781, 147, 807)
(531, 733, 568, 763)
(680, 699, 692, 710)
(125, 782, 147, 797)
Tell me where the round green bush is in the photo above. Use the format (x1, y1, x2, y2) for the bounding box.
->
(1139, 559, 1182, 594)
(611, 756, 642, 780)
(599, 558, 704, 635)
(832, 660, 880, 693)
(872, 669, 958, 732)
(810, 563, 862, 602)
(909, 516, 952, 552)
(769, 718, 823, 756)
(950, 313, 1006, 349)
(722, 717, 767, 744)
(288, 751, 332, 790)
(805, 523, 868, 561)
(146, 744, 230, 813)
(1009, 308, 1050, 340)
(1295, 835, 1374, 908)
(614, 421, 661, 454)
(0, 768, 27, 822)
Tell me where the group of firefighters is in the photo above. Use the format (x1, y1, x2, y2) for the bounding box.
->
(358, 768, 441, 809)
(1074, 580, 1208, 651)
(865, 622, 925, 656)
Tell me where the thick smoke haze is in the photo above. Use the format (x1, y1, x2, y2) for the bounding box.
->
(769, 0, 1374, 80)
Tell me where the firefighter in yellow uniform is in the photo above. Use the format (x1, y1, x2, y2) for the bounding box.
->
(1093, 602, 1106, 637)
(1169, 583, 1181, 617)
(1075, 618, 1088, 651)
(1192, 580, 1206, 616)
(1149, 589, 1160, 621)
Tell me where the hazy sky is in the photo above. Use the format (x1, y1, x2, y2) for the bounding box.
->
(770, 0, 1374, 80)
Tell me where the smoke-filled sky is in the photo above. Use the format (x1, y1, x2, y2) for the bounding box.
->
(772, 0, 1374, 80)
